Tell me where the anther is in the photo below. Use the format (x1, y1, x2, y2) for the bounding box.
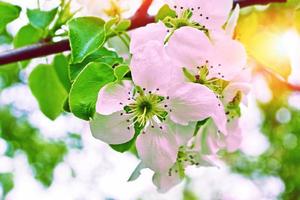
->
(180, 6, 183, 9)
(127, 127, 130, 130)
(120, 113, 124, 116)
(119, 102, 123, 105)
(164, 105, 168, 108)
(143, 88, 146, 91)
(166, 96, 170, 100)
(156, 88, 160, 91)
(206, 17, 209, 20)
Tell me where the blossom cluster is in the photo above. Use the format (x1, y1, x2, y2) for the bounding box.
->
(90, 0, 250, 192)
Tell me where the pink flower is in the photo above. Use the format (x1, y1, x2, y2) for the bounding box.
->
(90, 39, 227, 173)
(165, 0, 233, 30)
(166, 26, 247, 82)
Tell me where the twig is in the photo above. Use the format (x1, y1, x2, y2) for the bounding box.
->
(0, 0, 286, 66)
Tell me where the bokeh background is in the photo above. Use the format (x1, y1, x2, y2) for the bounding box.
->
(1, 0, 300, 199)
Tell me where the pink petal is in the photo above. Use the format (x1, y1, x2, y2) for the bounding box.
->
(96, 80, 134, 115)
(223, 82, 251, 104)
(90, 112, 135, 144)
(207, 33, 247, 81)
(166, 26, 211, 74)
(166, 118, 196, 146)
(166, 0, 233, 30)
(130, 22, 168, 54)
(167, 83, 227, 134)
(225, 5, 240, 37)
(223, 68, 252, 104)
(152, 171, 181, 193)
(130, 41, 174, 96)
(226, 119, 242, 152)
(136, 125, 178, 173)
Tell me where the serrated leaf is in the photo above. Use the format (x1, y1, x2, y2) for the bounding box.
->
(0, 2, 21, 33)
(69, 47, 123, 81)
(114, 64, 129, 81)
(155, 4, 176, 22)
(69, 62, 115, 120)
(29, 64, 68, 120)
(68, 17, 106, 63)
(53, 54, 71, 91)
(27, 8, 58, 30)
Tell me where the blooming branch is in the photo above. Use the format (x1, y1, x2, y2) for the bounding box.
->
(0, 0, 287, 66)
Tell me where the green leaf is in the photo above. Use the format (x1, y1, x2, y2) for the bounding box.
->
(115, 19, 131, 32)
(128, 162, 145, 181)
(0, 63, 20, 88)
(14, 24, 43, 48)
(114, 64, 129, 81)
(69, 62, 115, 120)
(0, 173, 14, 198)
(27, 8, 58, 30)
(155, 4, 177, 22)
(68, 17, 106, 63)
(13, 24, 43, 68)
(29, 64, 68, 120)
(69, 47, 123, 81)
(53, 54, 71, 91)
(0, 1, 21, 33)
(0, 30, 12, 45)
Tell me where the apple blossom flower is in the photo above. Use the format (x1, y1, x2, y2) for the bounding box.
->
(76, 0, 141, 19)
(90, 40, 227, 173)
(164, 0, 233, 31)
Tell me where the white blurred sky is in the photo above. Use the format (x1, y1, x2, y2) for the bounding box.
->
(1, 0, 297, 199)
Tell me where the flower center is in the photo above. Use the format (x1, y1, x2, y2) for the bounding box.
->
(128, 94, 166, 127)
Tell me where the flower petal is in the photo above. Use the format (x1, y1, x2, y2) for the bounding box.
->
(225, 5, 240, 37)
(223, 82, 251, 104)
(130, 22, 168, 54)
(207, 33, 247, 81)
(166, 26, 211, 72)
(152, 171, 181, 193)
(166, 0, 233, 30)
(166, 118, 196, 146)
(167, 83, 227, 134)
(130, 41, 173, 95)
(136, 125, 178, 173)
(90, 112, 134, 144)
(96, 80, 134, 115)
(226, 119, 242, 152)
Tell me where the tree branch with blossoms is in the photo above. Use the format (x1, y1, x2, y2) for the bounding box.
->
(0, 0, 294, 193)
(0, 0, 286, 66)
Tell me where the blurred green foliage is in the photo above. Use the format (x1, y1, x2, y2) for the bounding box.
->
(0, 107, 68, 186)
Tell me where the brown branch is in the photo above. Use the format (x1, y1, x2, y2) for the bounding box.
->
(256, 66, 300, 92)
(0, 0, 286, 66)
